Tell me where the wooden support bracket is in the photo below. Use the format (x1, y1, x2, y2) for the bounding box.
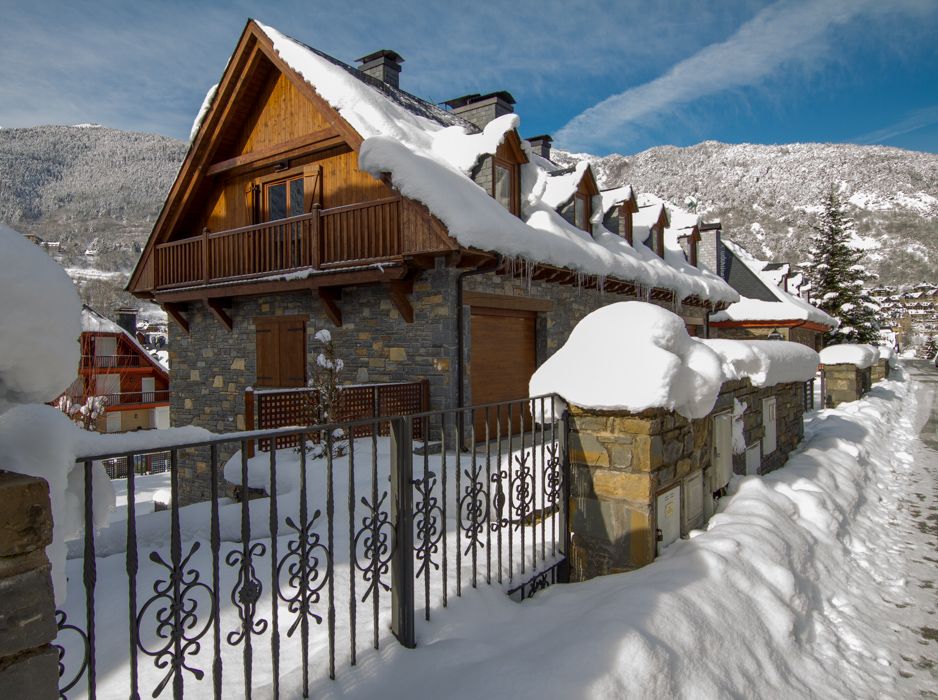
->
(206, 298, 233, 331)
(388, 279, 414, 323)
(317, 287, 342, 326)
(164, 302, 189, 333)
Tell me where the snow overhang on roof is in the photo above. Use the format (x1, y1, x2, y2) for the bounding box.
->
(598, 185, 637, 217)
(254, 22, 738, 306)
(710, 240, 837, 328)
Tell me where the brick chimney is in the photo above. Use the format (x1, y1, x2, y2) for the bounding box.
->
(442, 91, 515, 130)
(526, 134, 553, 160)
(356, 50, 404, 89)
(116, 307, 138, 336)
(698, 222, 723, 277)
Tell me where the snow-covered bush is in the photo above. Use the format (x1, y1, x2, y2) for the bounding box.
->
(303, 329, 347, 459)
(57, 394, 108, 430)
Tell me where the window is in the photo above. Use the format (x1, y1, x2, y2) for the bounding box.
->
(255, 316, 307, 388)
(264, 177, 305, 221)
(574, 194, 589, 231)
(491, 159, 519, 216)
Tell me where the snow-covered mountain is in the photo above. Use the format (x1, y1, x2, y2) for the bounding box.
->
(2, 127, 937, 296)
(554, 141, 938, 285)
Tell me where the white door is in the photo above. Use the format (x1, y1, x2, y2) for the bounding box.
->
(746, 443, 761, 476)
(141, 377, 155, 403)
(95, 335, 117, 359)
(683, 471, 704, 531)
(656, 485, 681, 554)
(762, 397, 777, 454)
(712, 412, 733, 489)
(95, 374, 119, 398)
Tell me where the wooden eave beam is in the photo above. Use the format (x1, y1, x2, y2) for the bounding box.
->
(317, 287, 342, 326)
(205, 298, 233, 331)
(163, 302, 190, 333)
(206, 127, 342, 177)
(388, 279, 414, 323)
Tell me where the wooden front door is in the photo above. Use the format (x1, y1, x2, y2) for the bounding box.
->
(469, 307, 536, 439)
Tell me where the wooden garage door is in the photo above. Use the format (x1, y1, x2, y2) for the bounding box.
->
(470, 307, 536, 438)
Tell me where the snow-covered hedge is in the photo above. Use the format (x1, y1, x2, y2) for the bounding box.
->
(702, 339, 819, 387)
(531, 302, 821, 416)
(819, 343, 879, 369)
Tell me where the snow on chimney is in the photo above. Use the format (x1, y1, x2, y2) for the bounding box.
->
(356, 50, 404, 89)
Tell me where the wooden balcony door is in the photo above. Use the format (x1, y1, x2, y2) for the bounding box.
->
(264, 176, 305, 269)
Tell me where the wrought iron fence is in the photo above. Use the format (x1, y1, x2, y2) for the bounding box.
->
(103, 451, 171, 479)
(54, 394, 569, 699)
(803, 379, 815, 411)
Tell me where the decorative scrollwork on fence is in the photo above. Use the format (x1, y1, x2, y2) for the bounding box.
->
(226, 541, 269, 646)
(490, 467, 508, 532)
(511, 449, 535, 528)
(352, 492, 395, 601)
(544, 443, 563, 508)
(459, 462, 489, 554)
(54, 609, 89, 699)
(135, 541, 215, 697)
(276, 510, 331, 636)
(414, 473, 444, 579)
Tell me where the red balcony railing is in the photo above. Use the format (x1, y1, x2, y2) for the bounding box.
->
(153, 197, 403, 289)
(81, 355, 145, 369)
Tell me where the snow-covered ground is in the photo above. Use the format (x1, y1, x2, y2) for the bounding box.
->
(56, 365, 938, 698)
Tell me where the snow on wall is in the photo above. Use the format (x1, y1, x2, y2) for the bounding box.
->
(531, 303, 819, 415)
(819, 343, 879, 369)
(529, 302, 724, 419)
(0, 223, 82, 413)
(701, 339, 820, 388)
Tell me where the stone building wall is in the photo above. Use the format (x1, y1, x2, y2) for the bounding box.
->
(710, 324, 822, 350)
(821, 364, 872, 407)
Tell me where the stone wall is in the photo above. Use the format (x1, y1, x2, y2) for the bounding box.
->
(710, 324, 822, 351)
(169, 262, 708, 502)
(566, 378, 806, 582)
(0, 471, 58, 699)
(821, 363, 872, 407)
(567, 407, 711, 581)
(871, 358, 890, 383)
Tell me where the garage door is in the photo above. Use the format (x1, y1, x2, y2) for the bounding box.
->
(470, 307, 536, 438)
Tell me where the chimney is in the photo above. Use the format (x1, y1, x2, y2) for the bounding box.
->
(116, 307, 138, 336)
(698, 222, 723, 277)
(442, 91, 515, 130)
(526, 134, 553, 160)
(356, 50, 404, 89)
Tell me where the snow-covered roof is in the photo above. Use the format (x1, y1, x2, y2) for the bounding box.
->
(257, 22, 737, 306)
(540, 162, 589, 209)
(81, 305, 169, 373)
(597, 185, 636, 217)
(711, 240, 837, 328)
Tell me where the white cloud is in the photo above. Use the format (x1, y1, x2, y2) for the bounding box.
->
(555, 0, 938, 152)
(853, 105, 938, 145)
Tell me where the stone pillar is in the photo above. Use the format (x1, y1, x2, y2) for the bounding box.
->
(567, 407, 710, 582)
(821, 364, 866, 407)
(871, 359, 889, 383)
(0, 471, 58, 699)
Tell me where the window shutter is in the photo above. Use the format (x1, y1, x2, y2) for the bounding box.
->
(280, 320, 307, 387)
(244, 183, 259, 225)
(255, 322, 278, 387)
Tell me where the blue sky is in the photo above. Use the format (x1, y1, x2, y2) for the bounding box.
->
(1, 0, 937, 155)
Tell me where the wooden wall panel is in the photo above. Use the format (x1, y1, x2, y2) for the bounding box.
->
(238, 73, 332, 156)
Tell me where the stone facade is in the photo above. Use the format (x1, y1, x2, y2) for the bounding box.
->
(566, 378, 806, 582)
(821, 363, 872, 407)
(871, 358, 890, 383)
(169, 261, 709, 503)
(710, 324, 822, 351)
(0, 471, 58, 699)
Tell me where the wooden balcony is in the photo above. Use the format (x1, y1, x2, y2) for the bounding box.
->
(81, 355, 146, 370)
(153, 196, 404, 290)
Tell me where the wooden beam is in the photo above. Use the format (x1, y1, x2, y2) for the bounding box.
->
(317, 287, 342, 327)
(206, 298, 233, 331)
(206, 128, 342, 176)
(388, 279, 414, 323)
(163, 302, 189, 333)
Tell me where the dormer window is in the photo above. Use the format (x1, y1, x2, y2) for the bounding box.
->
(574, 194, 589, 232)
(494, 160, 517, 214)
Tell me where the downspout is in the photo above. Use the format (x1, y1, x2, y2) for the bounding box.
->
(456, 256, 503, 409)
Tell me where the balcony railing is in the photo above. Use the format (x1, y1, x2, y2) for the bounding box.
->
(81, 355, 145, 369)
(66, 390, 171, 407)
(153, 196, 403, 289)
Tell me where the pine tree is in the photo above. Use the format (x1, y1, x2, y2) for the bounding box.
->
(921, 335, 938, 360)
(802, 187, 881, 346)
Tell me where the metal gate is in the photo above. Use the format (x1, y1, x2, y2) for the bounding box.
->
(54, 394, 569, 698)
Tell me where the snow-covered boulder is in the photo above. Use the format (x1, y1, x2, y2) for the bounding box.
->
(701, 339, 820, 388)
(819, 343, 879, 369)
(0, 223, 82, 413)
(530, 302, 724, 419)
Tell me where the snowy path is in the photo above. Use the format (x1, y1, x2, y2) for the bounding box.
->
(289, 365, 938, 699)
(893, 360, 938, 697)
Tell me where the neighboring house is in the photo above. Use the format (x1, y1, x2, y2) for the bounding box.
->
(60, 306, 171, 433)
(705, 238, 837, 350)
(127, 20, 736, 497)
